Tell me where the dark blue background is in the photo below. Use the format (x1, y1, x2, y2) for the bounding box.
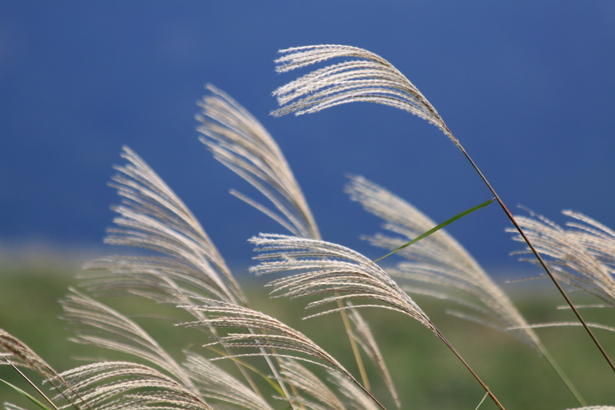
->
(2, 1, 614, 276)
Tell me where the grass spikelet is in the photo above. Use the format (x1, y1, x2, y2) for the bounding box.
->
(86, 146, 246, 306)
(510, 210, 615, 306)
(250, 233, 506, 409)
(198, 84, 320, 240)
(250, 234, 434, 328)
(272, 45, 453, 143)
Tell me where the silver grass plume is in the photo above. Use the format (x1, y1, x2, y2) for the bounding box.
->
(49, 361, 212, 410)
(1, 328, 58, 380)
(1, 328, 92, 410)
(510, 210, 615, 306)
(61, 291, 273, 409)
(272, 44, 456, 144)
(278, 358, 347, 410)
(249, 234, 435, 329)
(197, 85, 397, 404)
(566, 407, 615, 410)
(271, 44, 615, 374)
(60, 289, 197, 393)
(197, 84, 320, 240)
(347, 176, 587, 406)
(345, 175, 541, 350)
(279, 358, 380, 410)
(81, 147, 289, 402)
(347, 308, 400, 408)
(327, 369, 382, 410)
(84, 146, 247, 307)
(179, 299, 359, 376)
(249, 234, 506, 409)
(177, 298, 386, 409)
(182, 351, 274, 410)
(60, 284, 284, 408)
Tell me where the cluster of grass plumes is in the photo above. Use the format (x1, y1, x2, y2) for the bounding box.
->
(2, 45, 615, 409)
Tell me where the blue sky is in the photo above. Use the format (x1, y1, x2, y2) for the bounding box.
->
(1, 1, 615, 275)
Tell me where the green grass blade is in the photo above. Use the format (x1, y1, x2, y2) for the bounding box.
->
(372, 198, 495, 264)
(0, 378, 55, 410)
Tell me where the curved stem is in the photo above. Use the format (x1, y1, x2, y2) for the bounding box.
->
(455, 142, 615, 373)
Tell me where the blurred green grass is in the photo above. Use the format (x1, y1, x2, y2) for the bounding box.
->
(1, 261, 614, 409)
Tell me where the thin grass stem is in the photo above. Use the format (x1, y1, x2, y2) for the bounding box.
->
(474, 392, 489, 410)
(432, 327, 506, 410)
(455, 142, 615, 373)
(336, 298, 371, 390)
(4, 362, 60, 410)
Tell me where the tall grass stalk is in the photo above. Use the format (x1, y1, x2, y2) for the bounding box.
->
(346, 175, 586, 405)
(272, 44, 614, 373)
(1, 46, 614, 409)
(196, 85, 387, 402)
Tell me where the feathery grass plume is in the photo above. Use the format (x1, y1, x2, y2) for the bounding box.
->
(1, 330, 65, 407)
(48, 361, 212, 410)
(180, 298, 356, 374)
(81, 146, 293, 402)
(182, 351, 274, 410)
(346, 307, 400, 409)
(249, 234, 506, 409)
(327, 368, 382, 410)
(272, 44, 615, 373)
(178, 298, 387, 410)
(250, 234, 435, 326)
(510, 210, 615, 306)
(62, 290, 275, 409)
(198, 85, 397, 400)
(272, 45, 455, 144)
(84, 146, 247, 307)
(62, 282, 284, 410)
(1, 329, 90, 410)
(197, 84, 320, 240)
(279, 359, 381, 410)
(566, 407, 615, 410)
(278, 358, 347, 410)
(346, 175, 586, 405)
(60, 289, 198, 394)
(1, 330, 58, 380)
(346, 176, 541, 348)
(66, 143, 320, 408)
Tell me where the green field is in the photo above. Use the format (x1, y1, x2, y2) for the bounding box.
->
(1, 261, 614, 409)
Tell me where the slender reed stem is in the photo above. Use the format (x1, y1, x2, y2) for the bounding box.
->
(336, 298, 371, 390)
(433, 327, 506, 410)
(454, 141, 615, 373)
(5, 361, 61, 410)
(349, 373, 387, 410)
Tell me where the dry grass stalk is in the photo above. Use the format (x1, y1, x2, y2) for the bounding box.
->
(250, 234, 506, 409)
(1, 45, 613, 409)
(271, 43, 614, 374)
(346, 175, 586, 405)
(197, 85, 397, 402)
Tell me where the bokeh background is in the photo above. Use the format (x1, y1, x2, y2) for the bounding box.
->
(2, 1, 615, 275)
